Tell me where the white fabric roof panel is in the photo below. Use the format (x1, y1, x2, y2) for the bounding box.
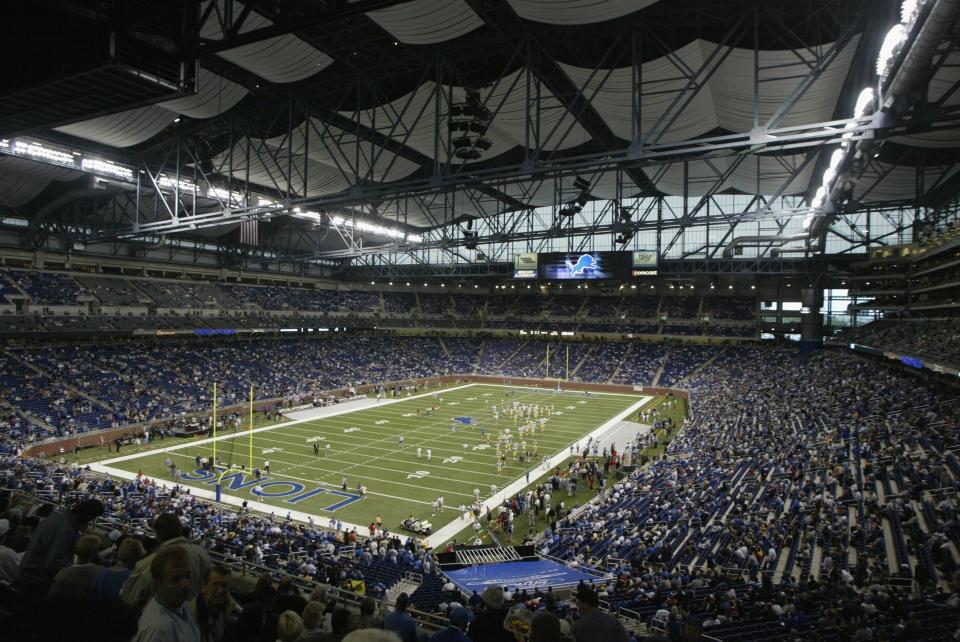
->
(54, 105, 177, 148)
(508, 0, 661, 25)
(341, 68, 591, 164)
(217, 34, 333, 84)
(0, 157, 82, 208)
(53, 71, 248, 147)
(852, 163, 944, 202)
(200, 0, 332, 83)
(641, 154, 814, 197)
(889, 53, 960, 148)
(266, 119, 421, 183)
(362, 0, 484, 44)
(560, 37, 858, 144)
(159, 69, 248, 119)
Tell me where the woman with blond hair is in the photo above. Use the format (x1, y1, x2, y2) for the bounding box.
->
(276, 610, 303, 642)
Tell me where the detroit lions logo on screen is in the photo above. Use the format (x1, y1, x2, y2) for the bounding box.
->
(565, 254, 597, 277)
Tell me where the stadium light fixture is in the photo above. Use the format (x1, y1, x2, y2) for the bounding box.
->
(853, 87, 875, 118)
(812, 186, 828, 209)
(406, 282, 411, 286)
(728, 285, 734, 289)
(751, 285, 756, 289)
(876, 24, 907, 79)
(441, 284, 445, 287)
(901, 0, 923, 24)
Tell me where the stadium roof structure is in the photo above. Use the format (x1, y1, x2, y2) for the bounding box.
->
(1, 0, 959, 277)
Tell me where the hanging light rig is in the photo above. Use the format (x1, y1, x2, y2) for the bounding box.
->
(449, 89, 493, 160)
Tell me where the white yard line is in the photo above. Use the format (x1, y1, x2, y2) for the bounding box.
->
(429, 394, 652, 545)
(95, 382, 478, 466)
(90, 383, 651, 545)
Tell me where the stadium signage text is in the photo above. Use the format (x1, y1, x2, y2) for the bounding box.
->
(179, 467, 359, 511)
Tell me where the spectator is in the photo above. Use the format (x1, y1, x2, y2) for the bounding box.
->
(122, 512, 211, 608)
(235, 574, 278, 642)
(432, 606, 474, 642)
(48, 533, 105, 599)
(384, 593, 418, 642)
(92, 537, 146, 602)
(18, 498, 103, 598)
(0, 518, 20, 586)
(324, 607, 353, 642)
(301, 601, 328, 641)
(570, 586, 627, 642)
(134, 545, 201, 642)
(191, 564, 235, 642)
(274, 575, 307, 616)
(350, 596, 382, 630)
(276, 610, 303, 642)
(529, 612, 562, 642)
(469, 586, 512, 642)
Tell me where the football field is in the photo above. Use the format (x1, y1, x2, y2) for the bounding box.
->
(94, 383, 652, 540)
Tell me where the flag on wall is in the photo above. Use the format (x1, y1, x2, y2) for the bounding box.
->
(240, 219, 259, 245)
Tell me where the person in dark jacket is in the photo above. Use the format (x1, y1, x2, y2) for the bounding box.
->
(468, 586, 513, 642)
(18, 498, 103, 598)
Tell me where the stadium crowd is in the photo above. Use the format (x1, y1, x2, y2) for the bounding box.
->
(0, 340, 956, 641)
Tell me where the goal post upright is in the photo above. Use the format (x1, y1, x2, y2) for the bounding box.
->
(212, 382, 217, 466)
(249, 384, 254, 471)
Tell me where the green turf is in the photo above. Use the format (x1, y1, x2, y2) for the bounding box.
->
(100, 384, 647, 534)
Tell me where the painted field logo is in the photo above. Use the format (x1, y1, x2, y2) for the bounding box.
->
(178, 467, 359, 511)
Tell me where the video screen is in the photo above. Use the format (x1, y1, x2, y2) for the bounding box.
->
(538, 251, 633, 280)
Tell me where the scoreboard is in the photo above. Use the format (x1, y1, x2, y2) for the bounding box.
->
(513, 250, 658, 280)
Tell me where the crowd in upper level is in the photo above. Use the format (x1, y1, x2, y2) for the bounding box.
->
(856, 319, 960, 366)
(0, 268, 759, 340)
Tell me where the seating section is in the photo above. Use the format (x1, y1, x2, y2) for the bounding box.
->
(702, 296, 756, 320)
(417, 293, 449, 314)
(660, 295, 700, 318)
(0, 270, 765, 340)
(75, 276, 150, 306)
(858, 319, 960, 365)
(1, 340, 959, 642)
(5, 270, 89, 304)
(541, 346, 960, 640)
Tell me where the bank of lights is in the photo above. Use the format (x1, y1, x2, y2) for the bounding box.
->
(329, 215, 422, 244)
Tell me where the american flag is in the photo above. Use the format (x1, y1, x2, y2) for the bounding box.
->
(240, 219, 259, 246)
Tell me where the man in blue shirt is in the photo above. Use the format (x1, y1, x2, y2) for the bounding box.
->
(384, 592, 418, 642)
(431, 606, 474, 642)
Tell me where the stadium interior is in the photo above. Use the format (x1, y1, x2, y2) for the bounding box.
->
(1, 1, 960, 641)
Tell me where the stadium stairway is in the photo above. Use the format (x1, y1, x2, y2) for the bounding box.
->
(567, 345, 594, 379)
(496, 340, 530, 372)
(471, 341, 484, 374)
(386, 574, 422, 607)
(438, 336, 451, 358)
(606, 343, 633, 383)
(650, 353, 668, 386)
(672, 347, 727, 388)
